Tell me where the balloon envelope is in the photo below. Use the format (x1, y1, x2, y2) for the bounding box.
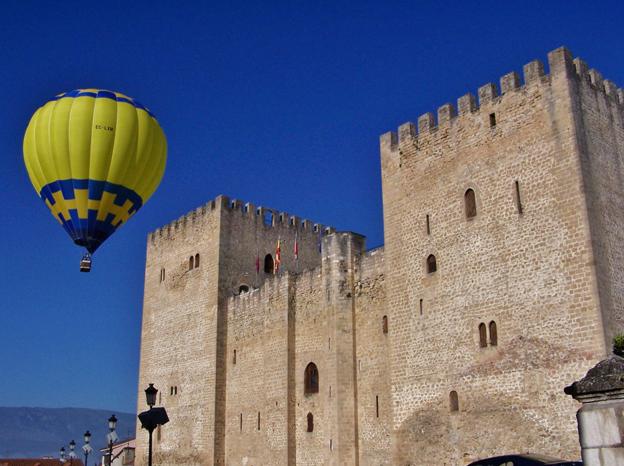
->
(23, 89, 167, 253)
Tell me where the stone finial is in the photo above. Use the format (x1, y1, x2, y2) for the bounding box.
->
(523, 60, 545, 84)
(500, 72, 520, 94)
(565, 355, 624, 402)
(478, 83, 498, 105)
(457, 93, 477, 115)
(418, 112, 435, 133)
(588, 69, 604, 89)
(573, 58, 589, 80)
(437, 103, 456, 125)
(547, 46, 574, 76)
(398, 122, 416, 143)
(603, 80, 617, 97)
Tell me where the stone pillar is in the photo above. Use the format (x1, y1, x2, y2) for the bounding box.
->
(565, 355, 624, 465)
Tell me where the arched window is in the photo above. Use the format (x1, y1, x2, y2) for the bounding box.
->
(307, 412, 314, 432)
(264, 254, 274, 274)
(195, 253, 200, 267)
(382, 315, 388, 334)
(478, 323, 487, 348)
(304, 362, 319, 394)
(189, 256, 194, 270)
(449, 391, 459, 412)
(489, 321, 498, 346)
(465, 189, 477, 219)
(426, 254, 437, 274)
(239, 284, 250, 294)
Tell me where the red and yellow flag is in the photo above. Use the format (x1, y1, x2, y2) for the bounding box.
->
(275, 238, 281, 274)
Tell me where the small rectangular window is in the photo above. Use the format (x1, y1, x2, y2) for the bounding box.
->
(376, 395, 379, 418)
(515, 180, 523, 214)
(489, 113, 496, 127)
(419, 299, 423, 315)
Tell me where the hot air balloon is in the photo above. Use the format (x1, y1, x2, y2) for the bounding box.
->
(23, 89, 167, 272)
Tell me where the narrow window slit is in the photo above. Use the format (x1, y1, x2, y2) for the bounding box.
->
(450, 391, 459, 412)
(515, 180, 523, 214)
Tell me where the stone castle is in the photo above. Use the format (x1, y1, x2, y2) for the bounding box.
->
(135, 47, 624, 465)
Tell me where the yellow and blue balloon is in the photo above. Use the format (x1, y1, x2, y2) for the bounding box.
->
(23, 89, 167, 260)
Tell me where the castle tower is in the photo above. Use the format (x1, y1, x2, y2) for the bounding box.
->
(380, 47, 624, 463)
(135, 195, 331, 465)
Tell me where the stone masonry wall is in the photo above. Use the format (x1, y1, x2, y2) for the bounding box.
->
(354, 247, 391, 465)
(569, 58, 624, 347)
(137, 194, 334, 465)
(224, 234, 389, 466)
(225, 275, 291, 466)
(379, 47, 617, 465)
(136, 200, 222, 466)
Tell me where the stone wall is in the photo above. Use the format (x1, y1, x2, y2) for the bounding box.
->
(223, 234, 389, 466)
(136, 201, 222, 466)
(379, 47, 621, 464)
(570, 58, 624, 348)
(136, 196, 333, 465)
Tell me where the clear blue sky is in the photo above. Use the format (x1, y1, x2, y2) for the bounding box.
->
(1, 1, 622, 414)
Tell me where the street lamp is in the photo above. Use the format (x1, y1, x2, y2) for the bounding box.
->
(68, 440, 76, 465)
(82, 430, 92, 466)
(59, 446, 66, 462)
(145, 383, 157, 408)
(138, 383, 169, 466)
(106, 414, 118, 466)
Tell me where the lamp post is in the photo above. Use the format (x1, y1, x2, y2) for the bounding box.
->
(138, 383, 169, 466)
(82, 430, 92, 466)
(59, 446, 66, 463)
(68, 440, 76, 466)
(145, 384, 157, 466)
(107, 414, 117, 466)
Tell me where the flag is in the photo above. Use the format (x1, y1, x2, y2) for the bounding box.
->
(294, 231, 299, 261)
(275, 238, 281, 274)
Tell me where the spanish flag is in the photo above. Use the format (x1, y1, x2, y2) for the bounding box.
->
(275, 238, 281, 274)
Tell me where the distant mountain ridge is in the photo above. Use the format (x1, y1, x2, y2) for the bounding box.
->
(0, 407, 135, 464)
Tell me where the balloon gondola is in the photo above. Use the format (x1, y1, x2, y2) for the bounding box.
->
(23, 89, 167, 271)
(80, 253, 92, 273)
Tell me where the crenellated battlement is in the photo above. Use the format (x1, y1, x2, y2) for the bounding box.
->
(380, 46, 624, 153)
(149, 193, 335, 244)
(227, 271, 294, 308)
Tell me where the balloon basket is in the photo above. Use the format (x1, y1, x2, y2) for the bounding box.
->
(80, 253, 92, 273)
